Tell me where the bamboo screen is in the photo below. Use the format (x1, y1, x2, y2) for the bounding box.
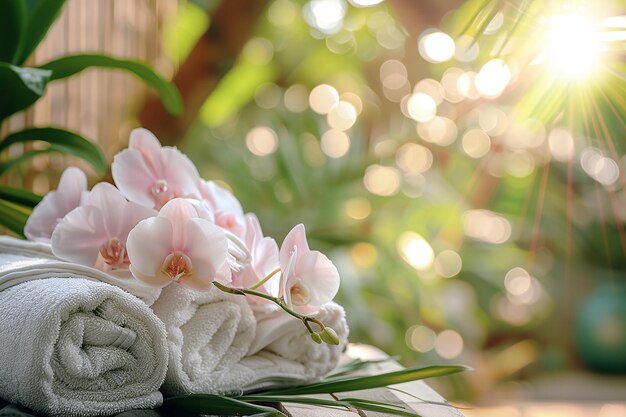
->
(1, 0, 177, 194)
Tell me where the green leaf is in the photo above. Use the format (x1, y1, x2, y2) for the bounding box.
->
(260, 365, 469, 396)
(0, 63, 51, 121)
(0, 0, 26, 63)
(0, 186, 41, 208)
(0, 127, 107, 176)
(15, 0, 67, 65)
(327, 357, 395, 378)
(163, 394, 286, 417)
(0, 199, 30, 238)
(39, 54, 183, 116)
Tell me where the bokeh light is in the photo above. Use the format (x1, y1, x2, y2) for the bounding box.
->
(364, 164, 401, 196)
(463, 209, 512, 244)
(418, 31, 456, 63)
(462, 129, 491, 158)
(434, 250, 463, 278)
(245, 126, 278, 156)
(327, 100, 358, 130)
(406, 325, 437, 353)
(321, 129, 351, 158)
(435, 330, 464, 359)
(475, 59, 511, 98)
(398, 232, 435, 271)
(309, 84, 340, 114)
(407, 93, 437, 122)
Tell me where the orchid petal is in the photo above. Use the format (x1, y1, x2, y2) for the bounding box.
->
(201, 181, 244, 216)
(112, 129, 201, 209)
(128, 128, 162, 169)
(295, 250, 340, 306)
(158, 198, 197, 249)
(279, 224, 310, 269)
(111, 148, 159, 207)
(51, 205, 108, 266)
(129, 264, 172, 288)
(24, 167, 87, 242)
(126, 216, 172, 277)
(183, 218, 228, 279)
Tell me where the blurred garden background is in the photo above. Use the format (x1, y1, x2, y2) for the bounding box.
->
(1, 0, 625, 413)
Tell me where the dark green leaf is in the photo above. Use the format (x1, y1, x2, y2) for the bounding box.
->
(0, 185, 41, 208)
(163, 394, 286, 417)
(0, 199, 30, 237)
(0, 63, 51, 121)
(15, 0, 67, 65)
(39, 54, 183, 116)
(0, 149, 51, 176)
(260, 365, 469, 396)
(0, 0, 26, 63)
(0, 127, 107, 176)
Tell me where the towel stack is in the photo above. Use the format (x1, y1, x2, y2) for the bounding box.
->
(0, 236, 349, 416)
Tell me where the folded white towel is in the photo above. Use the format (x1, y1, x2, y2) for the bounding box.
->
(150, 284, 257, 395)
(0, 277, 168, 417)
(243, 302, 349, 389)
(0, 236, 161, 305)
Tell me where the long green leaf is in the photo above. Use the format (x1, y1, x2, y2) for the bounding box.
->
(39, 54, 183, 116)
(260, 365, 469, 396)
(0, 185, 41, 208)
(15, 0, 67, 65)
(163, 394, 285, 417)
(0, 199, 30, 237)
(0, 0, 26, 63)
(0, 63, 51, 121)
(0, 149, 51, 176)
(0, 127, 107, 176)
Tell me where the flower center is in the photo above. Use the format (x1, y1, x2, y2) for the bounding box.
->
(290, 282, 311, 306)
(162, 251, 193, 282)
(99, 238, 129, 268)
(151, 179, 172, 208)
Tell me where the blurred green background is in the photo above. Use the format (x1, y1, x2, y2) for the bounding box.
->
(2, 0, 625, 403)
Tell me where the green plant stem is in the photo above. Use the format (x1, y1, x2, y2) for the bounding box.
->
(249, 267, 280, 290)
(212, 281, 325, 333)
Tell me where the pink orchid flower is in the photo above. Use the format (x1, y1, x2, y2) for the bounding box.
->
(199, 180, 246, 237)
(51, 182, 156, 270)
(232, 214, 280, 299)
(279, 224, 340, 314)
(24, 167, 88, 242)
(126, 198, 229, 290)
(112, 128, 201, 209)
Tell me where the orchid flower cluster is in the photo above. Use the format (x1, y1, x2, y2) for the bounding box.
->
(24, 128, 341, 344)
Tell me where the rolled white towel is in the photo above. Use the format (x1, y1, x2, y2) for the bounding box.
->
(0, 278, 168, 417)
(150, 284, 257, 395)
(0, 236, 161, 305)
(241, 302, 349, 390)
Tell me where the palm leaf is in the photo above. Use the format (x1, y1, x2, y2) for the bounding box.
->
(259, 365, 468, 396)
(39, 54, 183, 116)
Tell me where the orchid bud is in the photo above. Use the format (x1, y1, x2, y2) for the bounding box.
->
(320, 327, 340, 345)
(310, 332, 323, 344)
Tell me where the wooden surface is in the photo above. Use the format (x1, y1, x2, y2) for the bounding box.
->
(280, 344, 464, 417)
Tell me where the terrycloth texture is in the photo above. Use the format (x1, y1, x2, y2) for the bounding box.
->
(152, 285, 349, 395)
(0, 236, 161, 305)
(0, 278, 168, 417)
(150, 284, 257, 395)
(243, 302, 349, 388)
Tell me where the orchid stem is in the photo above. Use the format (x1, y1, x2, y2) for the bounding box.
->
(248, 267, 281, 290)
(212, 281, 326, 335)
